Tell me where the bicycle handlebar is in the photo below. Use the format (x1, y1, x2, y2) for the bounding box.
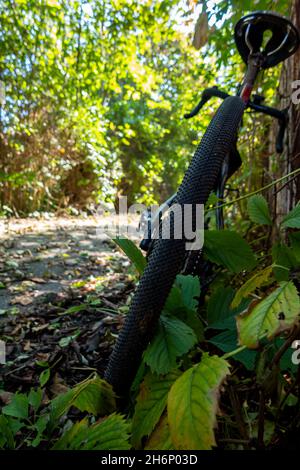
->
(184, 86, 287, 153)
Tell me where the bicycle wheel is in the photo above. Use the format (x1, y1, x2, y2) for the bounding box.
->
(104, 96, 245, 397)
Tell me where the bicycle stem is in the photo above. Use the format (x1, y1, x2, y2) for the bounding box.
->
(239, 52, 265, 103)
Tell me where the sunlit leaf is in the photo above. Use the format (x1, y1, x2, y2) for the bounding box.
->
(145, 414, 174, 450)
(168, 354, 230, 450)
(231, 265, 274, 308)
(132, 370, 179, 448)
(237, 281, 300, 348)
(113, 237, 146, 274)
(52, 414, 130, 450)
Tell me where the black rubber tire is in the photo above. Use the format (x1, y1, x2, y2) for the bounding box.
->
(104, 96, 245, 396)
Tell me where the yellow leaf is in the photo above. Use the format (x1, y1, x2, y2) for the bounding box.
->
(168, 354, 230, 450)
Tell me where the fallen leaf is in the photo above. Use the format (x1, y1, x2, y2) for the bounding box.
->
(0, 391, 13, 405)
(11, 295, 34, 306)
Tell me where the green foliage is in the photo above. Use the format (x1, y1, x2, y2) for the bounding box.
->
(206, 286, 250, 329)
(131, 370, 179, 448)
(143, 314, 197, 375)
(0, 375, 118, 450)
(208, 329, 257, 370)
(247, 195, 272, 225)
(237, 281, 300, 348)
(0, 388, 47, 449)
(165, 275, 204, 340)
(144, 414, 174, 450)
(0, 0, 298, 452)
(52, 414, 131, 450)
(289, 231, 300, 263)
(39, 368, 51, 387)
(204, 230, 257, 273)
(175, 274, 200, 310)
(272, 244, 295, 281)
(49, 375, 116, 430)
(0, 0, 213, 213)
(281, 203, 300, 229)
(167, 354, 230, 450)
(113, 237, 146, 274)
(2, 394, 29, 420)
(231, 266, 274, 308)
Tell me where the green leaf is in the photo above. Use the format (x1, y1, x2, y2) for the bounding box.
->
(289, 232, 300, 264)
(247, 195, 272, 225)
(2, 393, 29, 420)
(237, 281, 300, 348)
(281, 203, 300, 229)
(0, 415, 15, 449)
(231, 266, 274, 309)
(52, 419, 88, 450)
(131, 370, 179, 448)
(175, 275, 200, 310)
(58, 330, 80, 348)
(207, 287, 235, 327)
(39, 368, 50, 387)
(28, 388, 43, 413)
(49, 375, 115, 430)
(31, 415, 49, 447)
(59, 304, 86, 316)
(145, 414, 174, 450)
(113, 237, 146, 274)
(143, 314, 197, 375)
(167, 354, 230, 450)
(174, 307, 204, 341)
(52, 414, 130, 450)
(164, 276, 203, 340)
(164, 285, 182, 313)
(272, 244, 295, 281)
(73, 376, 116, 416)
(208, 329, 257, 370)
(207, 286, 251, 329)
(204, 230, 256, 273)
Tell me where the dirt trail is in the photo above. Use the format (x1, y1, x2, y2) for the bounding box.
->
(0, 216, 136, 393)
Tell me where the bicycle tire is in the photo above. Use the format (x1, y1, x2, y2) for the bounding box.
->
(104, 96, 245, 397)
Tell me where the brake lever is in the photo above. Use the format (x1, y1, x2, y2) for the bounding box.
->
(184, 95, 211, 119)
(184, 86, 230, 119)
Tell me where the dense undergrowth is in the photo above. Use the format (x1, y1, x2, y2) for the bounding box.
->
(0, 195, 299, 450)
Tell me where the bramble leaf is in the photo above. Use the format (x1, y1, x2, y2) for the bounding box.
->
(231, 266, 273, 309)
(145, 414, 174, 450)
(247, 195, 272, 225)
(204, 230, 256, 273)
(143, 314, 197, 375)
(52, 414, 130, 450)
(167, 354, 230, 450)
(131, 370, 179, 448)
(237, 281, 300, 348)
(281, 203, 300, 229)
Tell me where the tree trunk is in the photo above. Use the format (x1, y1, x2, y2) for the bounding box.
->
(273, 0, 300, 222)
